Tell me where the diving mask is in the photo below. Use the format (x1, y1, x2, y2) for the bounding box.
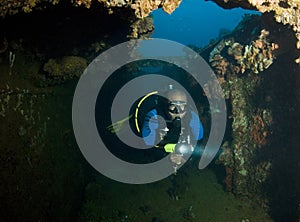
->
(168, 101, 187, 114)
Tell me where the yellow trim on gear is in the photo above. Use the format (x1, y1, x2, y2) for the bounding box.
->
(135, 91, 158, 133)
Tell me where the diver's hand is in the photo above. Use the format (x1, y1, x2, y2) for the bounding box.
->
(162, 143, 194, 153)
(170, 153, 186, 165)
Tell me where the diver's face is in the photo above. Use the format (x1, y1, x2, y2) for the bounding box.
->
(168, 101, 187, 120)
(166, 91, 187, 120)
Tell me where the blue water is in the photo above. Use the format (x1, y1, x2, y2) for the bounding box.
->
(151, 0, 260, 47)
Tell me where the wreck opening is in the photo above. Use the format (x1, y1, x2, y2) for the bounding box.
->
(0, 0, 299, 221)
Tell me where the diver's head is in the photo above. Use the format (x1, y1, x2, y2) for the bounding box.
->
(165, 88, 187, 120)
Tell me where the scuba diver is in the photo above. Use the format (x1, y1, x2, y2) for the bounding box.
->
(142, 85, 204, 173)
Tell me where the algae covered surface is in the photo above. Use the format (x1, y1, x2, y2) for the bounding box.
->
(0, 60, 89, 221)
(80, 165, 273, 222)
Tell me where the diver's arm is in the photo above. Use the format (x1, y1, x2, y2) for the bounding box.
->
(190, 111, 204, 141)
(142, 109, 159, 146)
(142, 112, 177, 152)
(142, 110, 187, 152)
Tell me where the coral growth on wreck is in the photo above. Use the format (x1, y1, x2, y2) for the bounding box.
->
(108, 0, 184, 18)
(247, 0, 300, 63)
(128, 17, 154, 39)
(0, 0, 182, 18)
(208, 16, 277, 201)
(209, 29, 278, 75)
(210, 0, 300, 63)
(250, 110, 273, 146)
(131, 0, 161, 19)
